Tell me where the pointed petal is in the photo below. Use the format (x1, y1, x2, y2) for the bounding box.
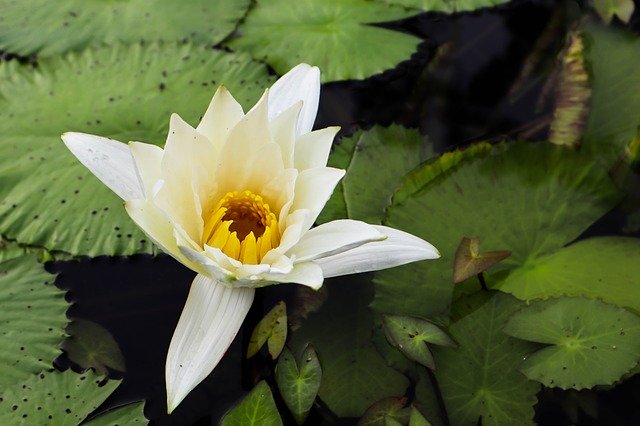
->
(290, 167, 345, 233)
(62, 132, 143, 200)
(314, 225, 440, 278)
(129, 141, 163, 197)
(269, 101, 302, 168)
(261, 261, 324, 289)
(196, 85, 245, 147)
(166, 275, 254, 413)
(289, 219, 384, 262)
(268, 64, 320, 135)
(294, 126, 340, 171)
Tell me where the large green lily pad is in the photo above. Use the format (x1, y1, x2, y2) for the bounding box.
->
(227, 0, 421, 82)
(373, 142, 620, 318)
(0, 0, 250, 56)
(433, 293, 540, 426)
(503, 297, 640, 389)
(375, 0, 511, 13)
(0, 253, 67, 389)
(0, 44, 271, 257)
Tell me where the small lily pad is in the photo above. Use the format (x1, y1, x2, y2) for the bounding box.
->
(452, 237, 511, 284)
(247, 301, 287, 359)
(359, 397, 408, 426)
(62, 319, 126, 375)
(275, 346, 322, 424)
(220, 381, 283, 426)
(85, 402, 147, 425)
(503, 297, 640, 389)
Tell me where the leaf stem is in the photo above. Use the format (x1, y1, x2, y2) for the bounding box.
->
(477, 272, 488, 291)
(427, 368, 451, 426)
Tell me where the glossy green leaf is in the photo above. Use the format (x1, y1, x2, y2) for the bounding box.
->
(275, 346, 321, 424)
(0, 253, 67, 388)
(290, 277, 409, 418)
(0, 0, 250, 56)
(374, 142, 620, 318)
(375, 0, 511, 13)
(247, 301, 287, 359)
(503, 297, 640, 389)
(85, 402, 147, 425)
(359, 397, 408, 426)
(452, 237, 511, 284)
(61, 319, 126, 375)
(383, 315, 455, 370)
(434, 293, 540, 426)
(220, 381, 283, 426)
(593, 0, 635, 23)
(0, 44, 271, 257)
(227, 0, 420, 82)
(492, 237, 640, 313)
(0, 370, 120, 425)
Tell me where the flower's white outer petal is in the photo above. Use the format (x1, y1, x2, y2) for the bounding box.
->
(261, 261, 324, 289)
(166, 274, 254, 413)
(314, 225, 440, 278)
(289, 219, 384, 262)
(275, 209, 309, 254)
(196, 85, 245, 147)
(62, 132, 143, 200)
(269, 101, 302, 168)
(268, 64, 320, 135)
(294, 126, 340, 171)
(129, 141, 163, 197)
(178, 244, 235, 283)
(290, 167, 345, 233)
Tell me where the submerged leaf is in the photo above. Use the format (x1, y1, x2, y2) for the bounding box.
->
(358, 397, 408, 426)
(452, 237, 511, 284)
(220, 381, 282, 426)
(247, 301, 287, 359)
(275, 346, 322, 424)
(62, 319, 126, 375)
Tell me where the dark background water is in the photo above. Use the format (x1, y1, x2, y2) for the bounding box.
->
(50, 0, 640, 424)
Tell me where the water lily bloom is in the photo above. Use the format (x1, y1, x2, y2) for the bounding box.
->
(62, 64, 439, 413)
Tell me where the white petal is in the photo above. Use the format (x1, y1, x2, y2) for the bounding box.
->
(289, 219, 384, 262)
(178, 244, 236, 283)
(129, 141, 163, 197)
(294, 126, 340, 171)
(196, 85, 245, 147)
(166, 274, 254, 413)
(275, 209, 310, 254)
(62, 132, 143, 200)
(269, 101, 302, 168)
(268, 64, 320, 135)
(290, 167, 345, 233)
(314, 225, 440, 278)
(261, 261, 324, 289)
(260, 168, 298, 219)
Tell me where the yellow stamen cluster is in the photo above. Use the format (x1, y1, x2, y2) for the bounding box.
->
(203, 190, 279, 264)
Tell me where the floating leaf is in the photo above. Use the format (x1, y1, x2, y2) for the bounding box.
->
(409, 407, 432, 426)
(549, 31, 590, 148)
(227, 0, 420, 82)
(85, 402, 147, 425)
(375, 0, 511, 13)
(220, 381, 283, 426)
(503, 297, 640, 389)
(275, 346, 322, 424)
(290, 277, 409, 418)
(247, 301, 287, 359)
(374, 142, 620, 318)
(383, 315, 455, 370)
(0, 253, 67, 388)
(0, 44, 271, 256)
(0, 370, 120, 425)
(592, 0, 635, 23)
(61, 319, 126, 375)
(492, 237, 640, 313)
(359, 397, 408, 426)
(434, 293, 540, 426)
(452, 237, 511, 284)
(0, 0, 250, 56)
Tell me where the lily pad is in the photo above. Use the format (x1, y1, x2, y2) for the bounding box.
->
(0, 44, 271, 257)
(503, 297, 640, 389)
(433, 292, 540, 426)
(275, 346, 322, 424)
(85, 402, 147, 425)
(375, 0, 511, 13)
(227, 0, 421, 82)
(359, 397, 409, 425)
(492, 237, 640, 313)
(0, 253, 67, 388)
(61, 319, 126, 375)
(374, 142, 620, 318)
(220, 381, 283, 426)
(0, 370, 120, 425)
(0, 0, 250, 56)
(247, 301, 287, 359)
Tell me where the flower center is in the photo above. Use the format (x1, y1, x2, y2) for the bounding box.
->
(203, 190, 279, 264)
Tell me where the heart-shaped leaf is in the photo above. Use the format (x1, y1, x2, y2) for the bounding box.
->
(275, 346, 322, 424)
(220, 381, 282, 426)
(247, 301, 287, 359)
(61, 319, 126, 375)
(452, 237, 511, 284)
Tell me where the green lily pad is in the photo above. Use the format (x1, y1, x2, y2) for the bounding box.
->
(433, 293, 540, 426)
(247, 301, 287, 359)
(0, 44, 271, 257)
(359, 397, 409, 425)
(61, 319, 126, 375)
(583, 23, 640, 166)
(85, 402, 147, 425)
(382, 315, 455, 370)
(374, 0, 511, 13)
(275, 346, 322, 425)
(0, 253, 67, 388)
(227, 0, 421, 82)
(290, 277, 409, 418)
(503, 297, 640, 389)
(0, 0, 250, 56)
(492, 237, 640, 313)
(220, 381, 283, 426)
(0, 370, 120, 425)
(373, 142, 620, 318)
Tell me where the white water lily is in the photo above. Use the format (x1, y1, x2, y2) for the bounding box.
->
(62, 64, 439, 413)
